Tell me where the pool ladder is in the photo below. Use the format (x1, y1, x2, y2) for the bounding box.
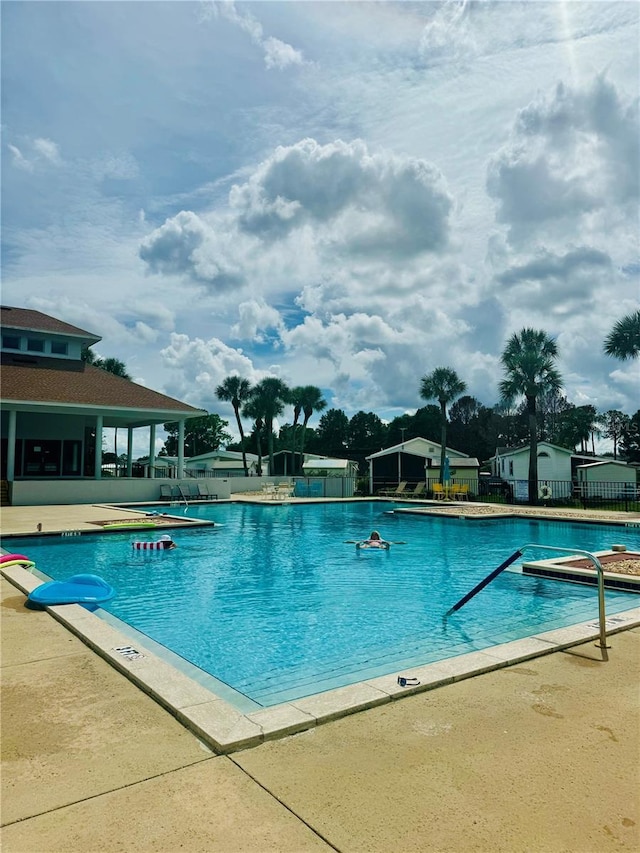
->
(445, 544, 610, 659)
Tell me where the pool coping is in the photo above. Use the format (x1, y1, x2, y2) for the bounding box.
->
(3, 562, 639, 755)
(522, 550, 640, 592)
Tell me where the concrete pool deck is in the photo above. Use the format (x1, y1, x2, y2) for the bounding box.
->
(2, 501, 640, 851)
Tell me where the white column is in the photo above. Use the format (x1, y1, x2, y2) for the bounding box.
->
(149, 424, 156, 478)
(94, 415, 103, 479)
(7, 410, 16, 482)
(178, 420, 185, 479)
(126, 427, 133, 477)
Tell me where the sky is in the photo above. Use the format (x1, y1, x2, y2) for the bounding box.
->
(2, 1, 639, 455)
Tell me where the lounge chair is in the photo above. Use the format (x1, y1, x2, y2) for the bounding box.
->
(197, 481, 218, 500)
(176, 484, 190, 502)
(159, 484, 173, 502)
(379, 481, 408, 497)
(407, 483, 426, 499)
(187, 483, 203, 500)
(391, 482, 410, 498)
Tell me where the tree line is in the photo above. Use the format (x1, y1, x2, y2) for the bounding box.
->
(89, 310, 640, 503)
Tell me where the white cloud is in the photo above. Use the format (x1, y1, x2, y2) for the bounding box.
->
(32, 138, 62, 165)
(487, 77, 639, 244)
(201, 1, 303, 70)
(7, 144, 33, 172)
(7, 137, 62, 171)
(231, 299, 283, 341)
(139, 210, 244, 291)
(230, 138, 452, 256)
(139, 138, 453, 307)
(159, 332, 266, 411)
(419, 0, 476, 67)
(263, 37, 304, 71)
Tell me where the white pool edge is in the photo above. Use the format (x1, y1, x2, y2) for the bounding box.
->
(4, 563, 640, 755)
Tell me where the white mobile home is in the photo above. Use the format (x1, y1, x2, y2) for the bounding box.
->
(575, 461, 637, 498)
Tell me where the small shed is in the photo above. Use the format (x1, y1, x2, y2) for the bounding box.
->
(575, 460, 637, 498)
(186, 450, 263, 477)
(302, 458, 358, 477)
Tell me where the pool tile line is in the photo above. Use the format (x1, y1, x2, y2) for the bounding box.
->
(3, 563, 639, 755)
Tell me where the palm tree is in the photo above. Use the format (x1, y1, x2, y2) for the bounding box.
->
(242, 396, 265, 476)
(288, 386, 306, 474)
(419, 368, 467, 485)
(499, 328, 562, 505)
(248, 378, 290, 473)
(603, 310, 640, 360)
(216, 375, 253, 476)
(298, 386, 327, 470)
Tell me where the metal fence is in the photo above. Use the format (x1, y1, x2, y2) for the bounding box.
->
(374, 477, 640, 512)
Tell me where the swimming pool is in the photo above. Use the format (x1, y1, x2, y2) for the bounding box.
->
(9, 502, 639, 708)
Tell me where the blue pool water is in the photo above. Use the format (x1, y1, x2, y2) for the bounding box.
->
(9, 502, 639, 708)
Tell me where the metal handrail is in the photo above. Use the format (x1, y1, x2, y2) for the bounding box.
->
(520, 544, 609, 654)
(445, 543, 610, 657)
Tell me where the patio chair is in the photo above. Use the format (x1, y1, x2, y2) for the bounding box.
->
(431, 483, 445, 500)
(275, 481, 293, 498)
(456, 484, 469, 501)
(379, 481, 408, 497)
(197, 481, 218, 500)
(176, 484, 190, 503)
(391, 482, 410, 498)
(188, 483, 203, 500)
(407, 483, 426, 499)
(159, 484, 173, 502)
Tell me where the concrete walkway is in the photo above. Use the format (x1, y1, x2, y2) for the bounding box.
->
(2, 503, 639, 851)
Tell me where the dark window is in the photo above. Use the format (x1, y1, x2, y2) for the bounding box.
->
(62, 440, 82, 475)
(2, 335, 20, 349)
(24, 440, 61, 476)
(51, 341, 68, 355)
(27, 338, 45, 353)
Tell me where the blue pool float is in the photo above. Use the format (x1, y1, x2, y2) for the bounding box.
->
(27, 574, 115, 609)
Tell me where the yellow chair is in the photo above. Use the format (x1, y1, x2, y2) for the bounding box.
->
(456, 484, 469, 501)
(432, 483, 445, 500)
